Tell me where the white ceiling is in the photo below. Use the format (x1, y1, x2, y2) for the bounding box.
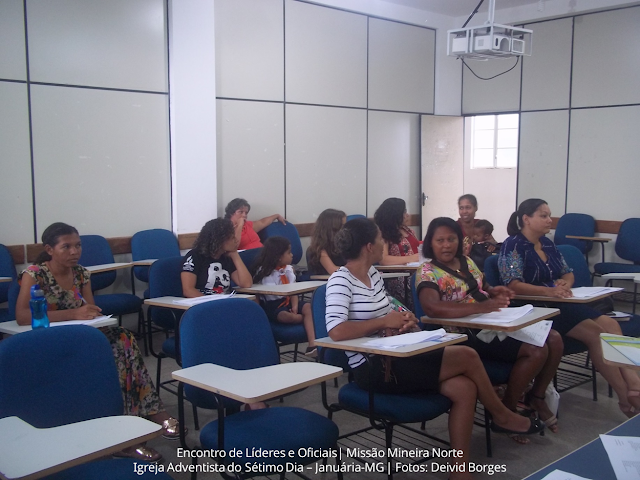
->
(379, 0, 544, 18)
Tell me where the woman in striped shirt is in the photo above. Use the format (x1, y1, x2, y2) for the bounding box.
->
(325, 218, 543, 479)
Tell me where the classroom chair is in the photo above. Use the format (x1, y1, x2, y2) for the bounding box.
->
(0, 325, 171, 479)
(177, 298, 341, 479)
(410, 272, 512, 457)
(0, 244, 17, 323)
(594, 218, 640, 275)
(78, 235, 144, 335)
(553, 213, 596, 260)
(346, 214, 366, 222)
(311, 285, 452, 478)
(258, 221, 303, 265)
(238, 246, 262, 273)
(130, 228, 180, 297)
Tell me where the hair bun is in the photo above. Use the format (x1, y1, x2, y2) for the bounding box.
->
(334, 228, 353, 254)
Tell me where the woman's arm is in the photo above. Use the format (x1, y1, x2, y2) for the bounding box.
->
(555, 272, 574, 289)
(506, 279, 572, 298)
(252, 214, 286, 233)
(379, 241, 419, 266)
(329, 310, 416, 341)
(181, 272, 203, 298)
(16, 275, 101, 325)
(233, 217, 245, 245)
(418, 287, 505, 318)
(319, 250, 340, 274)
(228, 251, 253, 288)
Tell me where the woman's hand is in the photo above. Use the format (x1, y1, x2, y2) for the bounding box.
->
(488, 286, 515, 300)
(547, 285, 573, 298)
(276, 214, 286, 225)
(554, 279, 570, 288)
(385, 310, 418, 332)
(476, 298, 509, 313)
(74, 304, 102, 320)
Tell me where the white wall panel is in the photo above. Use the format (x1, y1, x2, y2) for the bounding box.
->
(0, 0, 26, 81)
(30, 85, 171, 238)
(517, 110, 569, 217)
(367, 111, 420, 216)
(216, 100, 285, 222)
(285, 0, 367, 107)
(368, 19, 434, 113)
(462, 57, 521, 114)
(572, 7, 640, 108)
(0, 83, 33, 244)
(521, 18, 572, 111)
(27, 0, 167, 92)
(286, 104, 366, 223)
(567, 106, 640, 221)
(215, 0, 283, 101)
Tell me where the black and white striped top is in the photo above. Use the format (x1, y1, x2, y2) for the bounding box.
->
(325, 266, 391, 368)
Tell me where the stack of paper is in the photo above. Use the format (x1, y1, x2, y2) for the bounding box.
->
(602, 335, 640, 366)
(173, 293, 235, 306)
(570, 287, 622, 298)
(362, 329, 446, 349)
(472, 304, 533, 323)
(49, 315, 114, 327)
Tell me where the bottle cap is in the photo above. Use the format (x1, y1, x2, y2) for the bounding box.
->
(30, 284, 45, 298)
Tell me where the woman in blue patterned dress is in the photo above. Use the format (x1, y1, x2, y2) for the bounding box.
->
(498, 199, 640, 417)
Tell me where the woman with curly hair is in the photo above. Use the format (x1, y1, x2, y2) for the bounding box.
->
(374, 198, 420, 307)
(307, 208, 346, 275)
(224, 198, 286, 250)
(181, 218, 252, 297)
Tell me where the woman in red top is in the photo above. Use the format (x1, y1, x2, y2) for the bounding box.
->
(224, 198, 286, 250)
(374, 197, 420, 308)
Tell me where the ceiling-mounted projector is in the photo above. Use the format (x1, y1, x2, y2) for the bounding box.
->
(447, 0, 532, 60)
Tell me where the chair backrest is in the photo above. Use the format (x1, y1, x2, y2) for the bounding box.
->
(239, 247, 263, 273)
(78, 235, 116, 291)
(616, 218, 640, 264)
(259, 222, 303, 265)
(554, 213, 595, 254)
(556, 244, 592, 287)
(131, 229, 180, 283)
(346, 214, 366, 222)
(310, 285, 350, 370)
(180, 299, 279, 408)
(483, 255, 500, 287)
(148, 256, 185, 329)
(0, 245, 17, 304)
(6, 281, 20, 321)
(0, 326, 122, 427)
(410, 273, 425, 319)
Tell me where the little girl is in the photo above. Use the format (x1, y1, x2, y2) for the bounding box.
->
(251, 236, 317, 357)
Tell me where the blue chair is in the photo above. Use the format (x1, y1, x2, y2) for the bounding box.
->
(78, 235, 143, 332)
(130, 228, 180, 297)
(177, 298, 340, 478)
(483, 255, 500, 287)
(0, 325, 170, 479)
(147, 257, 185, 393)
(311, 285, 452, 474)
(258, 222, 303, 265)
(0, 245, 17, 323)
(554, 213, 596, 260)
(346, 214, 366, 222)
(238, 247, 262, 273)
(594, 218, 640, 276)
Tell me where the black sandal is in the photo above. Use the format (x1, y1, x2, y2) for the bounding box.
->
(490, 416, 544, 435)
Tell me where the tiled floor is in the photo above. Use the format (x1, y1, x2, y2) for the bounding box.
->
(128, 320, 632, 480)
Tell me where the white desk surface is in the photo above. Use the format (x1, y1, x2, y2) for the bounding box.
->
(601, 334, 640, 371)
(315, 333, 467, 358)
(565, 235, 610, 242)
(0, 277, 11, 283)
(602, 273, 640, 282)
(0, 317, 119, 335)
(310, 272, 410, 281)
(144, 295, 256, 310)
(422, 307, 560, 333)
(0, 415, 161, 480)
(514, 291, 617, 304)
(376, 264, 421, 272)
(85, 262, 132, 274)
(131, 259, 157, 266)
(234, 280, 326, 296)
(172, 362, 343, 404)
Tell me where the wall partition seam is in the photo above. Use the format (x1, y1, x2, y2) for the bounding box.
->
(22, 0, 37, 243)
(0, 78, 27, 84)
(283, 0, 287, 219)
(565, 16, 576, 214)
(515, 31, 525, 210)
(27, 81, 168, 95)
(365, 16, 369, 217)
(165, 0, 174, 233)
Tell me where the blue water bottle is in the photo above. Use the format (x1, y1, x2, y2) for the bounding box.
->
(30, 285, 50, 329)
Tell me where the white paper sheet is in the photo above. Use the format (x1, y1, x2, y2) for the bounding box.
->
(570, 287, 623, 298)
(173, 293, 235, 306)
(539, 470, 593, 480)
(362, 329, 446, 349)
(608, 311, 632, 319)
(600, 434, 640, 480)
(49, 315, 114, 327)
(507, 320, 553, 347)
(472, 304, 534, 323)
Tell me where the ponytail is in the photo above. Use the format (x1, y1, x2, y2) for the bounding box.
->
(34, 222, 79, 264)
(508, 199, 548, 237)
